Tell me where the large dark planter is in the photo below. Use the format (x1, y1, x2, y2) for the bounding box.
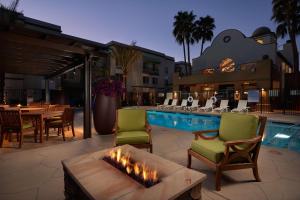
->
(93, 94, 117, 135)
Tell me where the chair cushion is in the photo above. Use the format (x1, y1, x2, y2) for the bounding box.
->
(22, 123, 33, 129)
(116, 131, 149, 145)
(117, 109, 146, 132)
(191, 138, 226, 163)
(48, 120, 62, 125)
(219, 113, 259, 141)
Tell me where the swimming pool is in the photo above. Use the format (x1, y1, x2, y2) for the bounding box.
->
(147, 110, 300, 153)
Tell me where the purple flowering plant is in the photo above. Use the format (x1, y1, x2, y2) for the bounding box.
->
(92, 79, 125, 97)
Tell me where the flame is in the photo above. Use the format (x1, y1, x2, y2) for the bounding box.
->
(126, 166, 132, 174)
(116, 148, 121, 163)
(134, 163, 140, 175)
(107, 148, 159, 184)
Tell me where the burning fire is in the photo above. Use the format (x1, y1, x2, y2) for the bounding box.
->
(103, 148, 159, 187)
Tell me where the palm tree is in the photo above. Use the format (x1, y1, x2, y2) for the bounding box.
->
(271, 0, 300, 72)
(193, 15, 215, 55)
(110, 42, 142, 102)
(0, 0, 21, 26)
(173, 11, 188, 75)
(185, 11, 196, 74)
(173, 11, 196, 75)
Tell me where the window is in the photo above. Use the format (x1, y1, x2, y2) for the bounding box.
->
(256, 39, 264, 44)
(200, 68, 215, 75)
(164, 79, 168, 86)
(164, 67, 168, 74)
(240, 63, 256, 72)
(281, 62, 292, 73)
(219, 58, 235, 72)
(143, 76, 149, 84)
(152, 77, 158, 85)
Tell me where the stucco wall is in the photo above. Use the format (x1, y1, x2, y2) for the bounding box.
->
(192, 29, 277, 73)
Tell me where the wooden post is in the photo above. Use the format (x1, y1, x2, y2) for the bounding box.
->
(84, 55, 92, 138)
(45, 79, 50, 103)
(0, 72, 4, 104)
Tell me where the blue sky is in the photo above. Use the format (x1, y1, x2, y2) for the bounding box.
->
(1, 0, 299, 61)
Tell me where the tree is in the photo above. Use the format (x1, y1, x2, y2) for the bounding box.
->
(193, 15, 215, 55)
(173, 11, 188, 75)
(0, 0, 21, 27)
(271, 0, 300, 72)
(173, 11, 196, 75)
(110, 42, 142, 103)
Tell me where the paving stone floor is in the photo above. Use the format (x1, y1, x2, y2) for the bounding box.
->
(0, 110, 300, 200)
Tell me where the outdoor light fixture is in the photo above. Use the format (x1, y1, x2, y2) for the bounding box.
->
(261, 88, 264, 91)
(274, 133, 290, 139)
(17, 104, 21, 107)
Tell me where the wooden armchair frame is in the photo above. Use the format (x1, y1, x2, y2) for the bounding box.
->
(45, 108, 75, 141)
(113, 110, 153, 153)
(0, 110, 37, 148)
(187, 116, 267, 191)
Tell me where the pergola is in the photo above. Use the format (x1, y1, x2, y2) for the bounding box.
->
(0, 12, 109, 138)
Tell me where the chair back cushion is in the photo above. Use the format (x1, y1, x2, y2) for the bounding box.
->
(117, 109, 146, 132)
(219, 113, 259, 141)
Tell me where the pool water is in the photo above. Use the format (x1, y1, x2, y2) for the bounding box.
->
(147, 110, 300, 153)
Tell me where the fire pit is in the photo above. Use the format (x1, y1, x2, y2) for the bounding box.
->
(62, 145, 206, 200)
(103, 148, 159, 188)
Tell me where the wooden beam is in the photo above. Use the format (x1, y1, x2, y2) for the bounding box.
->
(84, 55, 92, 139)
(46, 59, 84, 79)
(0, 32, 85, 55)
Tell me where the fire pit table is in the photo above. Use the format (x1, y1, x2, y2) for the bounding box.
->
(62, 145, 206, 200)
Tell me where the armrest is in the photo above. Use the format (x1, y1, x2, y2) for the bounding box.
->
(193, 129, 219, 140)
(145, 123, 152, 133)
(224, 136, 262, 146)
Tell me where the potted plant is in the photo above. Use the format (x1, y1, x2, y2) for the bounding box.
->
(92, 78, 124, 135)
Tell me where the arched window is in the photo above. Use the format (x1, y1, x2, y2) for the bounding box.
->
(200, 68, 215, 75)
(219, 58, 235, 72)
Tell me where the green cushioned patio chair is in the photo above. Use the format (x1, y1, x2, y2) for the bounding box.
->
(187, 112, 267, 191)
(114, 109, 152, 153)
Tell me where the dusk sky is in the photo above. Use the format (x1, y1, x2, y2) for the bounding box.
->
(2, 0, 300, 61)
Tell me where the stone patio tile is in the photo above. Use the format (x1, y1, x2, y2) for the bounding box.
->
(0, 188, 38, 200)
(0, 164, 57, 194)
(37, 177, 64, 200)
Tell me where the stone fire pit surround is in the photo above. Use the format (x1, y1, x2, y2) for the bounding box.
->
(62, 145, 207, 200)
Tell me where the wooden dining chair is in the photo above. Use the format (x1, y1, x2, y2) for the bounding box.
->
(0, 110, 37, 148)
(45, 108, 75, 141)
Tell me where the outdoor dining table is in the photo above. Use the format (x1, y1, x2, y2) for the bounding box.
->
(21, 110, 63, 143)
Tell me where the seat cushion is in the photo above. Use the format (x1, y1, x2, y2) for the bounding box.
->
(191, 138, 226, 163)
(116, 131, 149, 145)
(48, 120, 62, 125)
(117, 109, 146, 132)
(22, 123, 33, 129)
(219, 113, 259, 141)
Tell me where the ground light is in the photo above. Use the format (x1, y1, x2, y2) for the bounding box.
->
(274, 133, 291, 139)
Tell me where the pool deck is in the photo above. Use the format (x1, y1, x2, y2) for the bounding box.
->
(0, 109, 300, 200)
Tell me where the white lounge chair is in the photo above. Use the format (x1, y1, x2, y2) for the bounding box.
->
(231, 100, 249, 113)
(198, 99, 214, 112)
(186, 100, 199, 111)
(213, 100, 229, 112)
(157, 99, 169, 109)
(164, 99, 178, 109)
(174, 99, 187, 110)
